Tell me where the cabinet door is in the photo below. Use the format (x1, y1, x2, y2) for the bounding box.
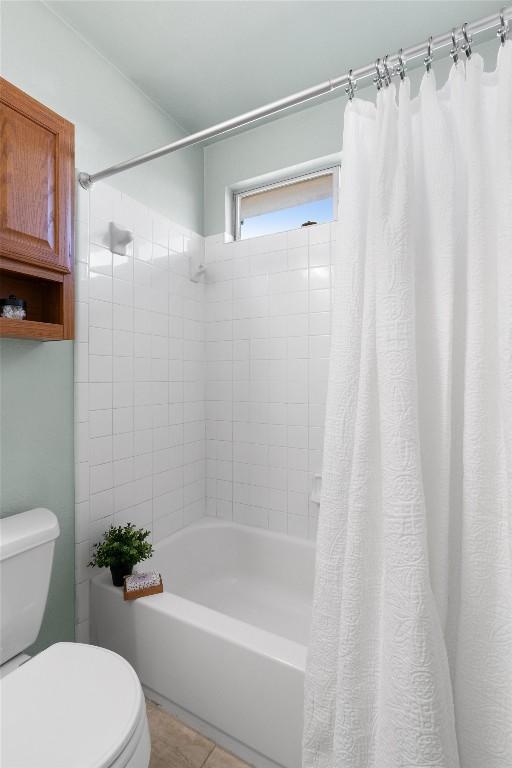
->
(0, 78, 74, 273)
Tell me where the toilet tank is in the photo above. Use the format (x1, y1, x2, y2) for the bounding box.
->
(0, 508, 60, 665)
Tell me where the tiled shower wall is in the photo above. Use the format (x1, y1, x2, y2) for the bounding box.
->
(204, 223, 335, 540)
(73, 184, 335, 639)
(74, 183, 206, 641)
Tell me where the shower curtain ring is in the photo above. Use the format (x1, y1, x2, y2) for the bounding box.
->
(450, 29, 460, 64)
(498, 8, 509, 45)
(396, 48, 407, 80)
(373, 58, 383, 91)
(424, 36, 433, 73)
(345, 69, 357, 101)
(382, 55, 391, 86)
(462, 22, 472, 59)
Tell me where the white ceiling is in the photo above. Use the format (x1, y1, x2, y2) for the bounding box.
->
(47, 1, 498, 133)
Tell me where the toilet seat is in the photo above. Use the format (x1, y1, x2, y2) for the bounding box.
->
(0, 642, 149, 768)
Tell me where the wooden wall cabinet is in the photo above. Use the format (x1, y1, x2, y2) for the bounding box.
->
(0, 78, 75, 340)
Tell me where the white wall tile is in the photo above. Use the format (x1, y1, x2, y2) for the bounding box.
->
(90, 463, 114, 495)
(75, 261, 89, 303)
(89, 273, 112, 302)
(309, 241, 331, 266)
(204, 226, 334, 537)
(88, 382, 112, 411)
(89, 245, 113, 276)
(113, 278, 133, 306)
(114, 432, 134, 461)
(134, 237, 152, 263)
(113, 253, 133, 282)
(90, 488, 114, 520)
(309, 289, 330, 313)
(89, 408, 112, 438)
(113, 406, 134, 434)
(309, 266, 331, 290)
(75, 501, 90, 543)
(113, 304, 133, 332)
(89, 355, 113, 383)
(75, 462, 89, 504)
(89, 299, 113, 329)
(90, 326, 113, 356)
(287, 514, 308, 537)
(89, 436, 113, 466)
(308, 222, 331, 245)
(74, 343, 89, 382)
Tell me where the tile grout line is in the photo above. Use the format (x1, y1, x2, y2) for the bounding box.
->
(199, 742, 217, 768)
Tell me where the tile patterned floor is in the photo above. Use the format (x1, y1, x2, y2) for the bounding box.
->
(146, 700, 251, 768)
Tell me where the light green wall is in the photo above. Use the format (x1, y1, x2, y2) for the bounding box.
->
(0, 341, 75, 653)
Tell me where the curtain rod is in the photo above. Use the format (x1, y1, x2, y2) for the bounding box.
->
(78, 5, 511, 190)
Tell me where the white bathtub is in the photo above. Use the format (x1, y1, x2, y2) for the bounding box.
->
(91, 518, 315, 768)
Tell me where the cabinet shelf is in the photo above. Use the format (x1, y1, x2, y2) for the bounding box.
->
(0, 263, 73, 340)
(0, 318, 64, 341)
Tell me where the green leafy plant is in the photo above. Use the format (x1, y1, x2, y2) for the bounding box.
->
(88, 523, 153, 569)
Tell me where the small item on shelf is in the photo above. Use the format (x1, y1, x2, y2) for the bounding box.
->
(0, 295, 27, 320)
(123, 570, 163, 601)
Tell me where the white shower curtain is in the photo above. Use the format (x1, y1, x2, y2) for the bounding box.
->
(304, 44, 512, 768)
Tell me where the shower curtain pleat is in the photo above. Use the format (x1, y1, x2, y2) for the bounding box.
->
(303, 43, 512, 768)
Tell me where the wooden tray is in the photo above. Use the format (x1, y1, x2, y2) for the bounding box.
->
(123, 575, 163, 601)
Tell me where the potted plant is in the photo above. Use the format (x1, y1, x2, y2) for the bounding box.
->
(88, 523, 154, 586)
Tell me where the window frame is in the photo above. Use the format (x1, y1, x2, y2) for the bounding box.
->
(233, 164, 340, 242)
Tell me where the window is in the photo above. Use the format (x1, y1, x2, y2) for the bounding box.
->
(234, 166, 339, 241)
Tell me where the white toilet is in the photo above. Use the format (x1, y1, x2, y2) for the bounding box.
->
(0, 508, 151, 768)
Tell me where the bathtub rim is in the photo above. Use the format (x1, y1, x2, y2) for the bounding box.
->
(152, 515, 315, 555)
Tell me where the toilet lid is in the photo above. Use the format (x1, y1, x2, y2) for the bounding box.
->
(1, 642, 144, 768)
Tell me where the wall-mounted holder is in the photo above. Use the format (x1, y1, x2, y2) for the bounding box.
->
(189, 256, 206, 283)
(109, 222, 133, 256)
(310, 474, 322, 505)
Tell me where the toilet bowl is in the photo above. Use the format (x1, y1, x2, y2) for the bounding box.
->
(1, 642, 151, 768)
